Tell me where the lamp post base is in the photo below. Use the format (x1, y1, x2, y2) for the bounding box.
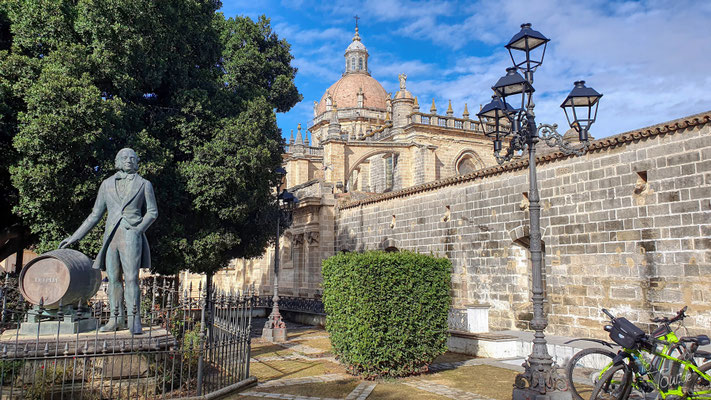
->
(262, 326, 287, 342)
(512, 357, 571, 400)
(512, 388, 572, 400)
(262, 305, 288, 343)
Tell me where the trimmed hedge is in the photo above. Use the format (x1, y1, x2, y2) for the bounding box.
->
(322, 251, 451, 378)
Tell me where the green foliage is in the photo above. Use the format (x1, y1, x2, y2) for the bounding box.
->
(322, 251, 452, 379)
(0, 359, 23, 383)
(0, 0, 301, 274)
(24, 361, 76, 400)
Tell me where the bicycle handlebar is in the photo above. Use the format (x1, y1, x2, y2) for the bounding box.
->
(650, 305, 688, 324)
(602, 308, 615, 320)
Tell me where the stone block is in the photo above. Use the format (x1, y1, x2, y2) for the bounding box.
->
(614, 230, 642, 241)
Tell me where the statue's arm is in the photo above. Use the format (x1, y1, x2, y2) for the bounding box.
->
(59, 183, 107, 248)
(135, 181, 157, 234)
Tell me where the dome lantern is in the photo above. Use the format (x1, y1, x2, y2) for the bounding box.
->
(345, 22, 369, 75)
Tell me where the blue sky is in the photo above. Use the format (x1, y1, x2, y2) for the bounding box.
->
(220, 0, 711, 141)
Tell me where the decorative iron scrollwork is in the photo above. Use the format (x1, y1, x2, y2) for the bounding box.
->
(256, 295, 325, 315)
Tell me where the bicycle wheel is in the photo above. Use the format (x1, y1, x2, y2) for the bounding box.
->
(566, 347, 617, 400)
(684, 361, 711, 399)
(589, 363, 633, 400)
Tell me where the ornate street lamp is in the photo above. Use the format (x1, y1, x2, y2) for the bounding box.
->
(477, 24, 602, 400)
(506, 23, 549, 81)
(262, 167, 298, 343)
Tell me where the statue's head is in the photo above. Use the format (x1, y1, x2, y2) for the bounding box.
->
(115, 148, 139, 173)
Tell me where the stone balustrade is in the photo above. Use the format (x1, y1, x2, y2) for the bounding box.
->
(410, 112, 481, 132)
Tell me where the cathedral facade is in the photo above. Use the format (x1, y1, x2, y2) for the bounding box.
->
(206, 27, 498, 298)
(197, 27, 711, 339)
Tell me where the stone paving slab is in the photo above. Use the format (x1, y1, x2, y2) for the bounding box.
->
(256, 374, 352, 388)
(240, 391, 340, 400)
(278, 342, 326, 354)
(252, 353, 338, 363)
(344, 382, 376, 400)
(237, 323, 531, 400)
(403, 380, 497, 400)
(428, 358, 485, 372)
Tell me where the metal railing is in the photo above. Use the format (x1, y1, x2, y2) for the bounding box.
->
(254, 295, 324, 315)
(0, 275, 254, 399)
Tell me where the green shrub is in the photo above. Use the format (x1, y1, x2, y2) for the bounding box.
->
(322, 251, 451, 378)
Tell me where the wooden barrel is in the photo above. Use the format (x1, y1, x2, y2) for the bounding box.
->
(19, 249, 102, 308)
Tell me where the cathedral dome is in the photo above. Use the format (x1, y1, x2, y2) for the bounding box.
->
(315, 25, 389, 116)
(316, 71, 389, 115)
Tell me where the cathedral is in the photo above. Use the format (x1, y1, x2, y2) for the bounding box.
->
(194, 25, 711, 340)
(207, 26, 498, 299)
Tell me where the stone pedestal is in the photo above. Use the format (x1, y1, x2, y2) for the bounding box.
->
(18, 306, 98, 336)
(448, 303, 490, 334)
(465, 304, 489, 333)
(262, 327, 287, 343)
(513, 388, 572, 400)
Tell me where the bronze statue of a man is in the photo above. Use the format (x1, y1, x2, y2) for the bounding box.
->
(60, 148, 158, 334)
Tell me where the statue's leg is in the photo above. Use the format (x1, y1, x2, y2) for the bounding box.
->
(100, 236, 126, 332)
(119, 226, 143, 335)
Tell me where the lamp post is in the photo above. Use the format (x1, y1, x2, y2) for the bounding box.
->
(476, 23, 602, 400)
(262, 167, 298, 343)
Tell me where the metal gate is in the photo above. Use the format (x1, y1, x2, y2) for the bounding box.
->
(198, 284, 253, 395)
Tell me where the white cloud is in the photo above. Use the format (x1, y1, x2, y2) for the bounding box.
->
(357, 0, 711, 137)
(231, 0, 711, 139)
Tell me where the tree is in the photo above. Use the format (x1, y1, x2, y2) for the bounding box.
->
(0, 0, 301, 275)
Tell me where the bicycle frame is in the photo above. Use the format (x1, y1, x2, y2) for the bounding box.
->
(623, 343, 711, 399)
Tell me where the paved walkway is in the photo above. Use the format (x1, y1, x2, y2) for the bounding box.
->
(228, 319, 527, 400)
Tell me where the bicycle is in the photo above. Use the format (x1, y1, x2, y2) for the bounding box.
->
(590, 308, 711, 399)
(566, 306, 690, 400)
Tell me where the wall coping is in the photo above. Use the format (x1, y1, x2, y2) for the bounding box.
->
(338, 110, 711, 210)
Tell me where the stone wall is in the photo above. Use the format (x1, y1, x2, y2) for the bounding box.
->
(336, 112, 711, 338)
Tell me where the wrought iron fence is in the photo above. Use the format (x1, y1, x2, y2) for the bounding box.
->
(254, 295, 325, 315)
(0, 275, 254, 399)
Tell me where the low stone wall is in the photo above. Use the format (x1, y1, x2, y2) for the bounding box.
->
(337, 112, 711, 339)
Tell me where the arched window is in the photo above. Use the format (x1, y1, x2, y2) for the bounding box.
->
(358, 57, 363, 70)
(351, 57, 355, 71)
(457, 156, 477, 175)
(455, 151, 484, 175)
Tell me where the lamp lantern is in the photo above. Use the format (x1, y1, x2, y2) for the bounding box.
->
(478, 95, 514, 153)
(560, 80, 603, 142)
(505, 23, 550, 76)
(492, 67, 534, 112)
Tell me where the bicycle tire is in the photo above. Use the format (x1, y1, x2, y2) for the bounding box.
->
(684, 360, 711, 399)
(589, 363, 633, 400)
(566, 347, 617, 400)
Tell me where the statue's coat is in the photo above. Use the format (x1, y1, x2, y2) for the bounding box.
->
(70, 172, 158, 270)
